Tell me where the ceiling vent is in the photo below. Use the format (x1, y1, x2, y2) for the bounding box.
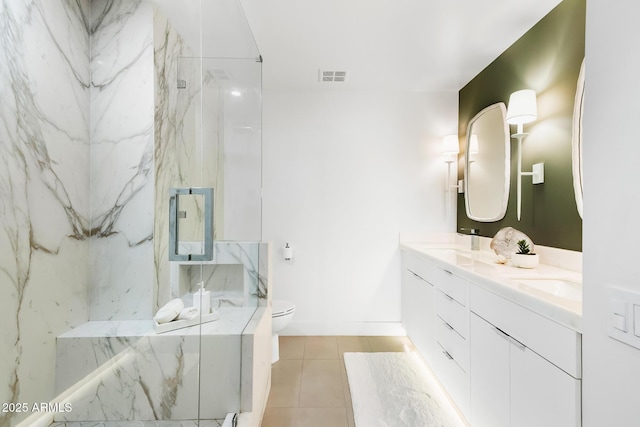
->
(319, 70, 349, 83)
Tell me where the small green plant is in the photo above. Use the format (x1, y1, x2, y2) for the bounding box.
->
(517, 239, 532, 255)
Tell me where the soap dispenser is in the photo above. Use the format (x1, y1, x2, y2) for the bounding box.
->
(193, 281, 210, 314)
(470, 229, 480, 251)
(460, 227, 480, 251)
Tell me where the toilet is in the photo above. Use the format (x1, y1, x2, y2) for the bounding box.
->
(271, 300, 296, 363)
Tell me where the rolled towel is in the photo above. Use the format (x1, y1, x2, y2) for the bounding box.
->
(177, 306, 200, 321)
(153, 298, 184, 324)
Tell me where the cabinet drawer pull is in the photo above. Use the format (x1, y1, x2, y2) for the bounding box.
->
(443, 321, 454, 331)
(407, 269, 430, 284)
(494, 327, 526, 350)
(443, 293, 454, 301)
(444, 269, 453, 276)
(443, 350, 454, 360)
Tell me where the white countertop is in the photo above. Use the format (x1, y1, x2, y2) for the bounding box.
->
(400, 242, 583, 333)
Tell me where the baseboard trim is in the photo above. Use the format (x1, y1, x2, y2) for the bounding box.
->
(280, 321, 406, 336)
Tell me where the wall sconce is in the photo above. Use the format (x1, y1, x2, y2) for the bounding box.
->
(506, 89, 544, 221)
(442, 135, 461, 218)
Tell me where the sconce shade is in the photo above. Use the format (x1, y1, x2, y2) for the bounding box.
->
(442, 135, 460, 156)
(506, 89, 537, 125)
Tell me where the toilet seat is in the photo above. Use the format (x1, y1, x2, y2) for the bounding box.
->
(271, 300, 296, 364)
(272, 300, 295, 318)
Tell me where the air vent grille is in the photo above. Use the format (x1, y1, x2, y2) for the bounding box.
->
(319, 70, 349, 82)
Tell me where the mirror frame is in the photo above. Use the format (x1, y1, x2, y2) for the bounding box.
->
(572, 59, 585, 219)
(464, 102, 511, 222)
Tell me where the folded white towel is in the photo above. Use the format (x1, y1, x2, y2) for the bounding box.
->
(153, 298, 184, 324)
(177, 306, 200, 321)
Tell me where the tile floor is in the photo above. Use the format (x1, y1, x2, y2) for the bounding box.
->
(260, 336, 416, 427)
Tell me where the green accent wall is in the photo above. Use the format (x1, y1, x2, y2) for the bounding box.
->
(457, 0, 585, 252)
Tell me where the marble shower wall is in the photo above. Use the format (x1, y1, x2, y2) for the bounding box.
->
(0, 1, 91, 426)
(0, 0, 174, 425)
(88, 0, 155, 321)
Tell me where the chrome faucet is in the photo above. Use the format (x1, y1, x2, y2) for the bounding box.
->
(459, 227, 480, 251)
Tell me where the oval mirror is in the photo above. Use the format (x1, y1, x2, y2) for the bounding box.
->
(572, 59, 585, 219)
(464, 102, 510, 222)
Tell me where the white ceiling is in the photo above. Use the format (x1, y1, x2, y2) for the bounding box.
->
(239, 0, 563, 92)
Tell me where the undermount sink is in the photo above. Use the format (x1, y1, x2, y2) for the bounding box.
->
(513, 277, 582, 302)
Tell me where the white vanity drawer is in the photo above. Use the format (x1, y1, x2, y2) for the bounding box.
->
(434, 341, 470, 417)
(436, 289, 468, 338)
(427, 263, 468, 305)
(404, 254, 434, 283)
(437, 316, 469, 369)
(404, 254, 468, 305)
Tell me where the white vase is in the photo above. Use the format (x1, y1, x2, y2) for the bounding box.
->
(512, 253, 539, 269)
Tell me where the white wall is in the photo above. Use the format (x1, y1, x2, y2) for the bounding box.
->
(262, 90, 458, 334)
(582, 1, 640, 425)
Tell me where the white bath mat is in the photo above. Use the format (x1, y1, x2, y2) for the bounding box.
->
(343, 352, 467, 427)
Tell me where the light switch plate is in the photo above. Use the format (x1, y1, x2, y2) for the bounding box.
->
(634, 305, 640, 338)
(607, 286, 640, 349)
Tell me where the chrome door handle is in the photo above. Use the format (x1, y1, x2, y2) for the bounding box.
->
(494, 327, 526, 350)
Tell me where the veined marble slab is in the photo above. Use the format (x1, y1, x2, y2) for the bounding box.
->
(0, 1, 91, 425)
(88, 0, 156, 321)
(55, 308, 259, 422)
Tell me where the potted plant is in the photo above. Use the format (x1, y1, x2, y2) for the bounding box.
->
(511, 239, 539, 269)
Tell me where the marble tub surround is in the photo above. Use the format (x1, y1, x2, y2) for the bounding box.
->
(50, 244, 272, 425)
(54, 308, 258, 423)
(400, 241, 583, 332)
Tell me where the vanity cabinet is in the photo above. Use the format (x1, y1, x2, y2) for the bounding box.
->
(401, 253, 437, 365)
(401, 246, 582, 427)
(432, 272, 469, 417)
(401, 252, 470, 418)
(470, 285, 581, 427)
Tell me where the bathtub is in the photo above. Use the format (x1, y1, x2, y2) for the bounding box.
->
(17, 306, 271, 427)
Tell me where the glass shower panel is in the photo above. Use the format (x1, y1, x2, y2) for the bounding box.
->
(202, 57, 263, 241)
